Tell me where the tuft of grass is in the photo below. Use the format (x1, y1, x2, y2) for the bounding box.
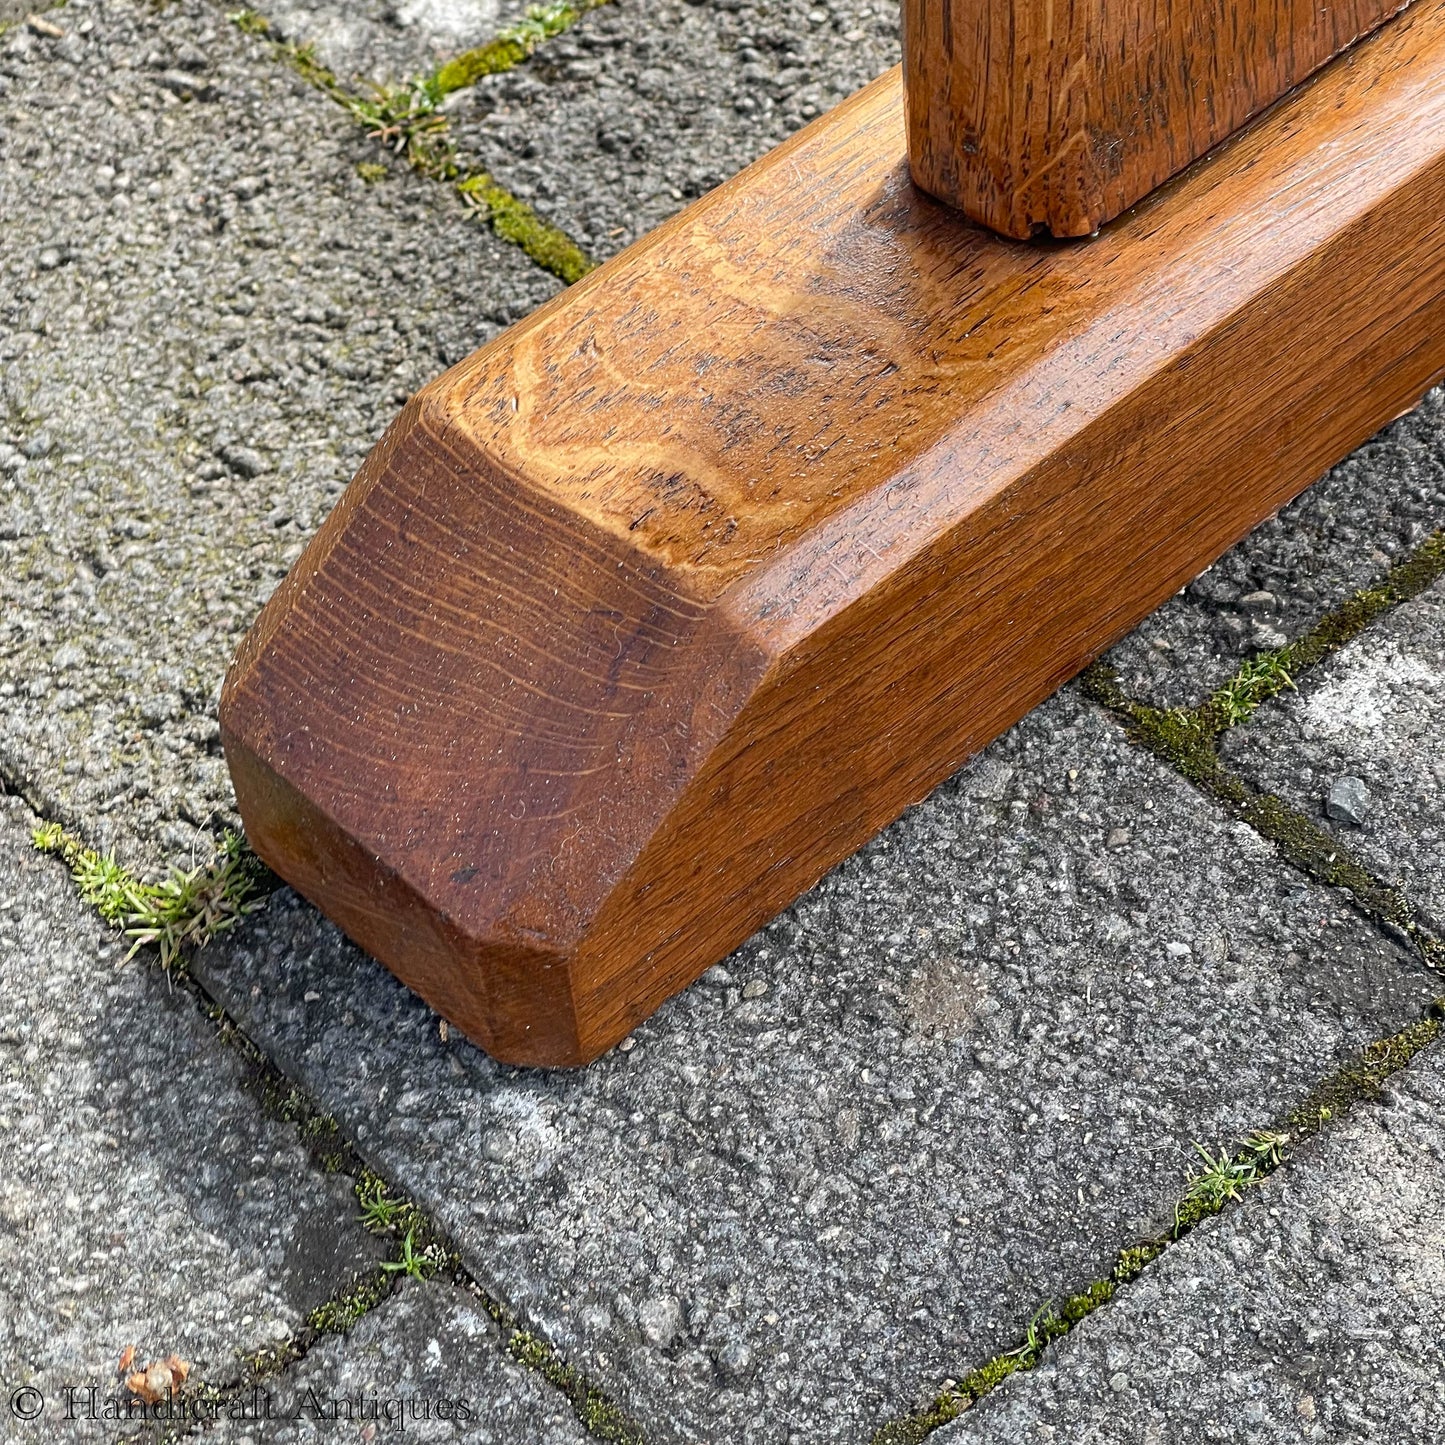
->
(380, 1226, 439, 1281)
(1173, 1130, 1285, 1234)
(1199, 527, 1445, 732)
(32, 823, 265, 969)
(1209, 651, 1295, 726)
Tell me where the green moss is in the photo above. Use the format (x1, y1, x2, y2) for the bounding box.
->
(434, 0, 607, 93)
(1060, 1278, 1114, 1323)
(355, 161, 388, 184)
(1113, 1240, 1163, 1283)
(227, 8, 271, 35)
(457, 174, 595, 283)
(503, 1330, 644, 1443)
(307, 1267, 393, 1335)
(1284, 1009, 1442, 1137)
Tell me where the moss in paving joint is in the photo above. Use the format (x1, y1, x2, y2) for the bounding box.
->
(226, 8, 596, 284)
(456, 174, 593, 283)
(304, 1264, 397, 1336)
(494, 1324, 644, 1443)
(1080, 661, 1442, 968)
(871, 1005, 1444, 1444)
(434, 0, 612, 93)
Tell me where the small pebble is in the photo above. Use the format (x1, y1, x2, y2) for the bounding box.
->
(716, 1339, 753, 1378)
(638, 1295, 683, 1350)
(218, 443, 266, 478)
(481, 1128, 514, 1162)
(742, 979, 769, 999)
(1238, 589, 1278, 614)
(1109, 1372, 1129, 1393)
(1325, 775, 1370, 826)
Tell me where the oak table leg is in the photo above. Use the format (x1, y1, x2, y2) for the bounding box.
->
(222, 0, 1445, 1065)
(902, 0, 1413, 237)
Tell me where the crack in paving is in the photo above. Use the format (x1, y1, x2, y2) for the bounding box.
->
(0, 785, 648, 1445)
(227, 4, 600, 282)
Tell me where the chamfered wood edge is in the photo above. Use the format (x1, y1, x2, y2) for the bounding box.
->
(222, 4, 1445, 1065)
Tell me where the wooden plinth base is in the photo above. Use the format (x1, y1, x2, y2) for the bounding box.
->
(221, 0, 1445, 1066)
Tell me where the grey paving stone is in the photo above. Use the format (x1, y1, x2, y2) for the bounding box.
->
(0, 0, 558, 873)
(1220, 577, 1445, 929)
(1106, 388, 1445, 710)
(448, 0, 902, 258)
(263, 0, 533, 88)
(937, 1037, 1445, 1445)
(208, 1279, 589, 1443)
(192, 687, 1439, 1443)
(0, 793, 384, 1442)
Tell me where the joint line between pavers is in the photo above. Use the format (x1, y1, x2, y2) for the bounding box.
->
(224, 6, 600, 285)
(20, 816, 649, 1445)
(1082, 528, 1445, 973)
(866, 1001, 1445, 1445)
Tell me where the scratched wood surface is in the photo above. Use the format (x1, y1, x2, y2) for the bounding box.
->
(222, 0, 1445, 1065)
(903, 0, 1413, 237)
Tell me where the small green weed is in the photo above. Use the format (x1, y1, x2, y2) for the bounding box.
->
(380, 1226, 438, 1281)
(356, 1176, 408, 1232)
(1209, 651, 1295, 726)
(1174, 1130, 1285, 1233)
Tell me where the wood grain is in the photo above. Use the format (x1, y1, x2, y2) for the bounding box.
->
(222, 0, 1445, 1065)
(903, 0, 1413, 237)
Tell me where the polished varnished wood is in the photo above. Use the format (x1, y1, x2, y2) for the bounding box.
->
(903, 0, 1413, 237)
(222, 0, 1445, 1065)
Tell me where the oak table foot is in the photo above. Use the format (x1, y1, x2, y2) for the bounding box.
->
(222, 1, 1445, 1065)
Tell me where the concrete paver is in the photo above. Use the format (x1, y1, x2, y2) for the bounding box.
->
(1221, 578, 1445, 929)
(0, 0, 558, 872)
(938, 1039, 1445, 1445)
(208, 1280, 592, 1444)
(193, 689, 1439, 1442)
(0, 794, 383, 1441)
